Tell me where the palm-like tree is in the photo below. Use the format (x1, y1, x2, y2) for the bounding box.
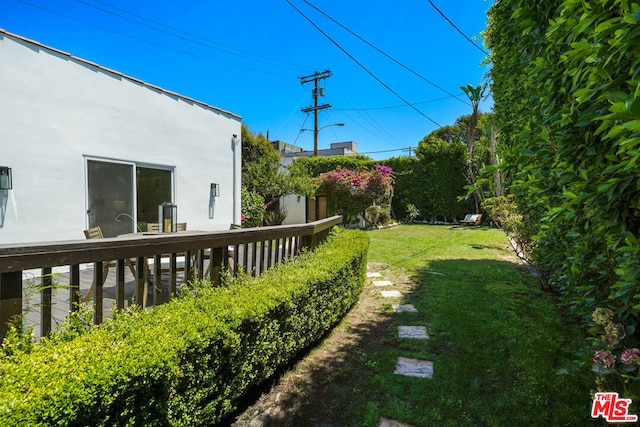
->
(461, 83, 487, 212)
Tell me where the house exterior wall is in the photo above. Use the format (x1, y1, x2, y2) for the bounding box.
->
(0, 31, 242, 244)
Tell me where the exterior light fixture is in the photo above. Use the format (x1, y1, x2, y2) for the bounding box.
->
(210, 183, 220, 198)
(158, 202, 177, 232)
(0, 167, 12, 190)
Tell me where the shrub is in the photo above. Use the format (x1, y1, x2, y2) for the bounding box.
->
(315, 164, 394, 226)
(263, 206, 287, 226)
(364, 205, 391, 228)
(405, 203, 420, 223)
(0, 228, 369, 426)
(481, 196, 535, 264)
(241, 187, 265, 227)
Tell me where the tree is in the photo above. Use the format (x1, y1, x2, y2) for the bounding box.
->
(241, 125, 314, 215)
(461, 83, 487, 212)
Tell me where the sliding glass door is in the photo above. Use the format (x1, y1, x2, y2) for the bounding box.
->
(87, 160, 135, 237)
(86, 159, 173, 237)
(136, 167, 172, 227)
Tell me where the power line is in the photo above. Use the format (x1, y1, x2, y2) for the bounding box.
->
(335, 82, 405, 147)
(333, 95, 457, 111)
(425, 0, 489, 55)
(293, 114, 310, 145)
(272, 91, 311, 139)
(74, 0, 310, 72)
(301, 0, 469, 106)
(15, 0, 303, 78)
(360, 147, 415, 156)
(286, 0, 442, 128)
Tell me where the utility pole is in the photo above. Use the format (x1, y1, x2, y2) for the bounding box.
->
(299, 70, 331, 156)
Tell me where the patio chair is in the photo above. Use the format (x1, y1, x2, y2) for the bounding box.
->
(146, 222, 187, 232)
(459, 214, 483, 226)
(145, 222, 192, 287)
(83, 226, 138, 301)
(203, 223, 241, 277)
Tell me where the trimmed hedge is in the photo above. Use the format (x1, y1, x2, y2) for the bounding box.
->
(0, 228, 369, 426)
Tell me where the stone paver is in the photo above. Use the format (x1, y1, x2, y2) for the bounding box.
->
(367, 272, 382, 278)
(394, 357, 433, 378)
(392, 304, 418, 313)
(380, 290, 403, 298)
(398, 326, 429, 339)
(425, 270, 446, 276)
(373, 280, 393, 287)
(379, 417, 416, 427)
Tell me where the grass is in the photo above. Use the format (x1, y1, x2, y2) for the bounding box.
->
(338, 224, 594, 426)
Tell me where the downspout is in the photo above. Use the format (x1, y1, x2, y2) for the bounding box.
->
(232, 134, 241, 224)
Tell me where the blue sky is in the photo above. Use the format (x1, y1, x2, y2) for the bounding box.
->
(2, 0, 493, 160)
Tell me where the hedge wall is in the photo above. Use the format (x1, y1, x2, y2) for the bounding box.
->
(488, 0, 640, 313)
(289, 155, 473, 222)
(0, 228, 369, 426)
(487, 0, 640, 396)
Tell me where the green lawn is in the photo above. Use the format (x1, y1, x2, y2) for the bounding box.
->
(356, 224, 593, 426)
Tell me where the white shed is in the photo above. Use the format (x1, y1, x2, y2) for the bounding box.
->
(0, 29, 242, 244)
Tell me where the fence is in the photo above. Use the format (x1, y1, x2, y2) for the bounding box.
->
(0, 216, 342, 339)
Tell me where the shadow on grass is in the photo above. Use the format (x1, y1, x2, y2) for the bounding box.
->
(224, 295, 396, 426)
(407, 259, 593, 426)
(226, 256, 594, 426)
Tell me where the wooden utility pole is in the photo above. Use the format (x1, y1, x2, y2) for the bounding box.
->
(300, 70, 331, 156)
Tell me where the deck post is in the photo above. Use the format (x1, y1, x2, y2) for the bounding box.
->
(0, 271, 22, 339)
(41, 267, 52, 337)
(210, 247, 224, 287)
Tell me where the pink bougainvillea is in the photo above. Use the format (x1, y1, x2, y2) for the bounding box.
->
(315, 164, 394, 225)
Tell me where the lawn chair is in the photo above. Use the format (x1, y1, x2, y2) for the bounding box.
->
(459, 214, 483, 226)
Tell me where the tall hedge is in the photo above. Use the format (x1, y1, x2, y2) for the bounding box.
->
(414, 140, 474, 221)
(383, 157, 424, 220)
(289, 154, 473, 222)
(0, 228, 369, 426)
(487, 0, 640, 394)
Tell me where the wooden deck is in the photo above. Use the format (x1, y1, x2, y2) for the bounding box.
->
(21, 263, 191, 337)
(0, 216, 343, 340)
(20, 243, 289, 337)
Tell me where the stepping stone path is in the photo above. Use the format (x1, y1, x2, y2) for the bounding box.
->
(398, 326, 429, 339)
(373, 280, 393, 287)
(379, 417, 416, 427)
(368, 266, 432, 427)
(394, 357, 434, 378)
(392, 304, 418, 313)
(380, 290, 403, 298)
(425, 270, 446, 276)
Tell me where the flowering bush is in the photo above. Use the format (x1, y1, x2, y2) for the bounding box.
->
(315, 164, 394, 226)
(589, 308, 640, 398)
(241, 187, 265, 227)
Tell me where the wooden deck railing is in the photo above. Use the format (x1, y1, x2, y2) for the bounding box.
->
(0, 216, 342, 339)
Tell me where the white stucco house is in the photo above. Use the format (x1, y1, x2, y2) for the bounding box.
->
(0, 29, 242, 244)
